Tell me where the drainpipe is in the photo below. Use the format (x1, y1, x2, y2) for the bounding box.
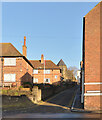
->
(1, 57, 3, 87)
(81, 70, 84, 103)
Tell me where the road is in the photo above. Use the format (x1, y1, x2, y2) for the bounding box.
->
(2, 85, 101, 119)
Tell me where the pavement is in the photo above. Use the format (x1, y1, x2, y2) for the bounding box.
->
(71, 86, 84, 112)
(2, 113, 101, 119)
(71, 86, 102, 114)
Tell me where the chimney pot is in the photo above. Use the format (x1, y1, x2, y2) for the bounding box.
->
(24, 36, 26, 46)
(41, 54, 44, 64)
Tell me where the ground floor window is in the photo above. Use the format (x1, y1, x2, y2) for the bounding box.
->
(33, 78, 38, 83)
(44, 78, 50, 83)
(4, 74, 16, 82)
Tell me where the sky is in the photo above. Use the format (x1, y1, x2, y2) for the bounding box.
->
(2, 2, 98, 69)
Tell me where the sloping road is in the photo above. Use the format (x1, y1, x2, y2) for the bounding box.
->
(3, 85, 78, 117)
(3, 85, 101, 119)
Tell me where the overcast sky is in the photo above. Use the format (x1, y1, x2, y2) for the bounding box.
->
(2, 2, 98, 69)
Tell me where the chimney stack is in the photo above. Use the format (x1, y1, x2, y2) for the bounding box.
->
(41, 54, 44, 64)
(22, 36, 27, 57)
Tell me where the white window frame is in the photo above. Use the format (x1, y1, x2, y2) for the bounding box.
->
(44, 78, 50, 83)
(55, 75, 57, 79)
(33, 78, 38, 83)
(4, 58, 16, 66)
(4, 74, 16, 82)
(44, 70, 50, 74)
(33, 69, 38, 74)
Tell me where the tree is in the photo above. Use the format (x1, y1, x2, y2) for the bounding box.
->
(67, 66, 78, 80)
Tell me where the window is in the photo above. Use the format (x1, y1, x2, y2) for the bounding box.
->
(4, 58, 16, 66)
(33, 78, 38, 83)
(33, 69, 38, 74)
(4, 74, 16, 82)
(55, 75, 57, 79)
(44, 78, 50, 83)
(44, 70, 50, 74)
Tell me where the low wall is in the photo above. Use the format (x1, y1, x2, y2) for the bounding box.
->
(2, 89, 32, 96)
(41, 82, 76, 100)
(2, 82, 77, 103)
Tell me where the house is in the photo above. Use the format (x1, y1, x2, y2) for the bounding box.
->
(0, 36, 34, 89)
(57, 59, 68, 80)
(81, 1, 102, 110)
(30, 54, 61, 85)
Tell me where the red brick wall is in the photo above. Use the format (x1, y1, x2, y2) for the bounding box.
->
(32, 69, 61, 84)
(100, 2, 102, 110)
(84, 96, 101, 110)
(85, 84, 101, 92)
(2, 57, 33, 88)
(84, 2, 101, 110)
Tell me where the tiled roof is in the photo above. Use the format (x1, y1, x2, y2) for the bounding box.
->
(57, 59, 66, 66)
(0, 43, 23, 57)
(30, 60, 60, 69)
(0, 43, 34, 68)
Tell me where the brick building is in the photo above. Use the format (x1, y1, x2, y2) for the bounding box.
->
(0, 37, 33, 89)
(57, 59, 68, 80)
(30, 54, 61, 85)
(81, 1, 102, 110)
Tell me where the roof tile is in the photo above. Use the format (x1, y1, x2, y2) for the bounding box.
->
(0, 43, 23, 56)
(30, 60, 60, 69)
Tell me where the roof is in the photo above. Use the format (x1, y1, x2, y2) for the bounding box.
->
(30, 60, 60, 69)
(0, 43, 34, 68)
(57, 59, 66, 66)
(85, 1, 102, 17)
(0, 43, 23, 57)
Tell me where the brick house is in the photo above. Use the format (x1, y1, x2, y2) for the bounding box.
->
(57, 59, 68, 80)
(0, 36, 34, 89)
(81, 1, 102, 110)
(30, 54, 61, 85)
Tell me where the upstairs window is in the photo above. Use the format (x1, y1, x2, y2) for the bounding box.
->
(33, 69, 38, 74)
(44, 70, 50, 74)
(4, 74, 16, 82)
(4, 58, 16, 66)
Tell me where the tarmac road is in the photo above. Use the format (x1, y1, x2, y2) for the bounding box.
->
(2, 85, 101, 119)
